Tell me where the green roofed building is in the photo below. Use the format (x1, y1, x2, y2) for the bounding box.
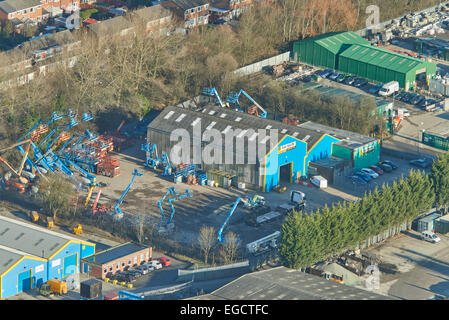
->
(292, 31, 371, 70)
(338, 44, 436, 90)
(292, 31, 437, 91)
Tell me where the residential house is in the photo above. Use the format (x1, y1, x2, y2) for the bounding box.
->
(209, 0, 252, 21)
(161, 0, 209, 29)
(0, 0, 49, 30)
(130, 4, 173, 36)
(86, 15, 135, 44)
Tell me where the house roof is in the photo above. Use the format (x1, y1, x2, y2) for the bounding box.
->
(188, 266, 393, 300)
(147, 100, 324, 153)
(170, 0, 209, 10)
(339, 44, 428, 74)
(0, 215, 86, 260)
(132, 4, 172, 22)
(87, 15, 134, 38)
(0, 0, 41, 14)
(209, 0, 232, 10)
(81, 242, 149, 265)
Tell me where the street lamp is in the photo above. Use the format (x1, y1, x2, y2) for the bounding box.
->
(417, 122, 424, 155)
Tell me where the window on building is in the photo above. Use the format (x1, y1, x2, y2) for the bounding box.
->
(30, 8, 34, 13)
(191, 8, 195, 13)
(128, 259, 132, 265)
(197, 7, 201, 12)
(140, 254, 144, 261)
(9, 13, 14, 18)
(109, 265, 113, 272)
(23, 9, 28, 14)
(116, 263, 120, 270)
(88, 265, 92, 272)
(122, 261, 125, 267)
(104, 267, 107, 273)
(134, 256, 138, 264)
(185, 9, 189, 15)
(146, 252, 149, 259)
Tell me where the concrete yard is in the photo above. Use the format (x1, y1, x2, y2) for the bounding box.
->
(364, 230, 449, 300)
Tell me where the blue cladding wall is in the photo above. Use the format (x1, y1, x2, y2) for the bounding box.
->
(264, 135, 307, 192)
(1, 257, 47, 298)
(81, 243, 95, 259)
(304, 134, 340, 176)
(48, 242, 82, 280)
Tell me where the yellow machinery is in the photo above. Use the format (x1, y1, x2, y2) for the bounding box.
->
(46, 279, 67, 295)
(73, 224, 83, 235)
(47, 217, 54, 229)
(273, 185, 287, 193)
(29, 211, 39, 223)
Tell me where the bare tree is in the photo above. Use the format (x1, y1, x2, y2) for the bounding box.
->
(198, 225, 216, 264)
(40, 175, 76, 221)
(219, 231, 240, 264)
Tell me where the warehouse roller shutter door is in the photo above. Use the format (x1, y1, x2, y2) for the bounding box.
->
(18, 269, 32, 293)
(63, 253, 78, 277)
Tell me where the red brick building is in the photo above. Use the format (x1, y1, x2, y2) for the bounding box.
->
(209, 0, 252, 21)
(80, 242, 152, 279)
(130, 4, 173, 36)
(161, 0, 209, 29)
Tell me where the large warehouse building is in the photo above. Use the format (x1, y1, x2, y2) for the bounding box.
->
(147, 96, 379, 192)
(293, 31, 437, 90)
(0, 216, 95, 299)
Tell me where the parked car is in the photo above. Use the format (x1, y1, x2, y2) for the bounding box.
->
(148, 260, 163, 270)
(410, 94, 425, 105)
(369, 165, 384, 175)
(379, 163, 393, 172)
(421, 231, 440, 243)
(105, 272, 119, 281)
(125, 269, 143, 278)
(400, 92, 413, 103)
(115, 273, 135, 283)
(410, 158, 432, 168)
(353, 78, 368, 88)
(360, 168, 379, 179)
(141, 263, 155, 272)
(369, 83, 383, 94)
(344, 76, 355, 85)
(158, 257, 172, 267)
(354, 171, 372, 182)
(328, 72, 341, 81)
(319, 69, 333, 78)
(395, 92, 406, 101)
(350, 175, 367, 184)
(381, 160, 398, 170)
(210, 18, 227, 25)
(134, 266, 149, 275)
(336, 73, 346, 82)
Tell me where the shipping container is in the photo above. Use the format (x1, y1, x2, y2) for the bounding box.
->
(422, 132, 449, 151)
(80, 279, 102, 299)
(435, 215, 449, 234)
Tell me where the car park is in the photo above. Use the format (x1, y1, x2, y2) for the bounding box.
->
(158, 257, 172, 267)
(134, 265, 149, 275)
(369, 165, 384, 175)
(148, 259, 163, 270)
(379, 163, 393, 172)
(336, 73, 346, 82)
(319, 69, 333, 78)
(344, 76, 355, 85)
(360, 168, 379, 179)
(381, 160, 398, 170)
(410, 158, 432, 168)
(328, 72, 341, 81)
(353, 78, 368, 88)
(350, 175, 367, 184)
(354, 171, 372, 182)
(369, 83, 383, 94)
(410, 94, 425, 105)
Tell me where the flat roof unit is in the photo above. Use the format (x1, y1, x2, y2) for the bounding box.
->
(82, 242, 150, 265)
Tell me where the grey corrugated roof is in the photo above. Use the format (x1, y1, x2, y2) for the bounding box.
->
(0, 247, 25, 276)
(87, 15, 134, 37)
(171, 0, 209, 10)
(0, 0, 41, 13)
(0, 216, 81, 260)
(298, 121, 377, 146)
(132, 4, 172, 22)
(189, 266, 393, 300)
(82, 242, 148, 265)
(148, 103, 324, 151)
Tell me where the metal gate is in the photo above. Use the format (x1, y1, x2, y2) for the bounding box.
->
(17, 269, 32, 293)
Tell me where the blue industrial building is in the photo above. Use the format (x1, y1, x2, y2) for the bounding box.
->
(147, 97, 379, 192)
(0, 215, 95, 299)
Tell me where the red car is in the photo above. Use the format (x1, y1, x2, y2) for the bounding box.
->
(158, 257, 172, 267)
(369, 165, 384, 175)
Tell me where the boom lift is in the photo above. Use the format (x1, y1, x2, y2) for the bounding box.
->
(157, 186, 178, 229)
(218, 197, 242, 242)
(202, 87, 227, 108)
(226, 89, 267, 118)
(141, 142, 159, 169)
(166, 189, 192, 229)
(113, 169, 143, 219)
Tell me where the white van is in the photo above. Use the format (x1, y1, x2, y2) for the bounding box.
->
(421, 231, 440, 243)
(378, 81, 399, 97)
(310, 175, 327, 188)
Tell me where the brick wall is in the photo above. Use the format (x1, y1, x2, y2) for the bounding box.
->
(82, 247, 152, 279)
